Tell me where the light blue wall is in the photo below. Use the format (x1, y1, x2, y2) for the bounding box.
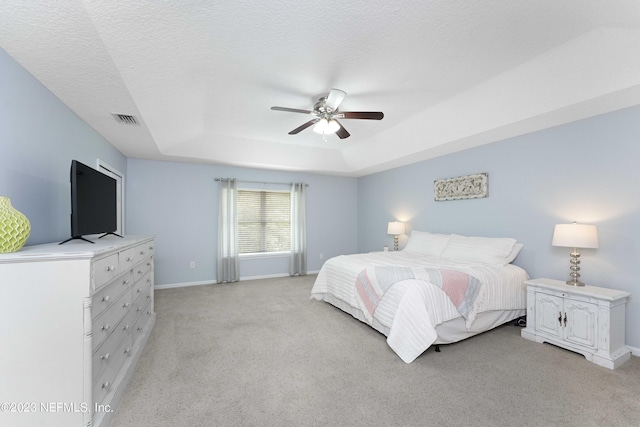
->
(126, 159, 358, 286)
(0, 48, 127, 245)
(4, 43, 639, 351)
(357, 105, 640, 350)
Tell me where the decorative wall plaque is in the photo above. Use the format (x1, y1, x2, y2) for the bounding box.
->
(434, 173, 488, 201)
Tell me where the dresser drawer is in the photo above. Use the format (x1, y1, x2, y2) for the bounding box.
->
(120, 305, 139, 338)
(119, 246, 140, 271)
(92, 315, 132, 382)
(92, 290, 133, 350)
(93, 341, 130, 407)
(133, 299, 153, 343)
(135, 240, 155, 258)
(132, 259, 153, 283)
(92, 272, 131, 320)
(132, 270, 153, 298)
(131, 282, 151, 317)
(93, 253, 120, 290)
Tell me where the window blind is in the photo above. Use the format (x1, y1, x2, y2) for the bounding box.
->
(237, 190, 291, 254)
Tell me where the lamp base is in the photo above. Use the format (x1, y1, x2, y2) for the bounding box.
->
(566, 248, 585, 286)
(566, 279, 585, 287)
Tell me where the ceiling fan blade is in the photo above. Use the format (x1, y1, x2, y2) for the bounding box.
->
(340, 111, 384, 120)
(335, 121, 350, 139)
(325, 89, 346, 111)
(271, 106, 313, 115)
(288, 119, 319, 135)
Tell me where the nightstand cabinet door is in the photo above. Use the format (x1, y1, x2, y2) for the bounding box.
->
(564, 299, 597, 348)
(535, 293, 563, 339)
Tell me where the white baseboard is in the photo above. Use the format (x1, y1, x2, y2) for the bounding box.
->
(154, 280, 215, 290)
(628, 345, 640, 357)
(239, 270, 319, 282)
(155, 271, 319, 290)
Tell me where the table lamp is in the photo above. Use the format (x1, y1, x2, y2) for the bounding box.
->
(552, 222, 598, 286)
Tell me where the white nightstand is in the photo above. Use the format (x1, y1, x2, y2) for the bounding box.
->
(521, 278, 631, 369)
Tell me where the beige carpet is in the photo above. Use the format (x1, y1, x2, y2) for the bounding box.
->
(111, 275, 640, 427)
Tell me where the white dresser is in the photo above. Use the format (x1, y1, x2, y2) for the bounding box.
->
(521, 278, 630, 369)
(0, 235, 156, 427)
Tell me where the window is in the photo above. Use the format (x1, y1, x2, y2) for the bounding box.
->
(237, 189, 290, 254)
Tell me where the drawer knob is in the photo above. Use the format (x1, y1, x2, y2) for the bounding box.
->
(106, 265, 116, 272)
(101, 324, 111, 331)
(136, 307, 142, 312)
(122, 325, 130, 331)
(122, 302, 130, 308)
(124, 348, 132, 354)
(137, 289, 142, 293)
(137, 326, 143, 331)
(139, 250, 146, 255)
(146, 295, 151, 299)
(126, 256, 134, 262)
(122, 280, 130, 285)
(102, 295, 110, 302)
(138, 270, 143, 275)
(102, 381, 110, 389)
(101, 353, 110, 361)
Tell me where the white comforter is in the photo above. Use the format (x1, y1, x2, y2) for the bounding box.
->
(310, 251, 528, 362)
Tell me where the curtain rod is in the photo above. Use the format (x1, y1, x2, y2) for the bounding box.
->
(214, 178, 308, 187)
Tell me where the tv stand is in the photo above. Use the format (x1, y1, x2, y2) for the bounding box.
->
(59, 236, 96, 245)
(59, 233, 123, 245)
(99, 232, 123, 239)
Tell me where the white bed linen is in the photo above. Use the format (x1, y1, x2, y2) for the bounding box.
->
(310, 251, 528, 363)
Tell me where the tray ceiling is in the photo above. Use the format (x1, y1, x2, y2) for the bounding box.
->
(2, 1, 640, 176)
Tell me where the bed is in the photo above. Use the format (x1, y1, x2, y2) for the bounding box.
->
(310, 231, 529, 363)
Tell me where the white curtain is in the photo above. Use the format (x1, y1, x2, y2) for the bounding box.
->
(289, 183, 307, 276)
(217, 178, 239, 283)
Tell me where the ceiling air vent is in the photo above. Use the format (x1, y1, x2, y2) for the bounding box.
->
(112, 113, 139, 125)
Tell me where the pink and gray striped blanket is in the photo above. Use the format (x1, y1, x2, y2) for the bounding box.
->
(355, 266, 482, 324)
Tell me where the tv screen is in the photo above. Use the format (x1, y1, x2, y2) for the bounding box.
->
(66, 160, 118, 243)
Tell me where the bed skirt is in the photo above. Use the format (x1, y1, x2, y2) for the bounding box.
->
(314, 292, 524, 348)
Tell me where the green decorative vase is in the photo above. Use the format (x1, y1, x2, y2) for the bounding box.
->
(0, 196, 31, 253)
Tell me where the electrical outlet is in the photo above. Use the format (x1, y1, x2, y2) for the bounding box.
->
(319, 253, 324, 260)
(189, 261, 196, 268)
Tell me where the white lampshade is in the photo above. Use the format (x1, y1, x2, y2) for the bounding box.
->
(552, 223, 599, 249)
(387, 221, 405, 235)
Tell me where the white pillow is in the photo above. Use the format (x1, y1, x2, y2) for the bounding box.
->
(504, 243, 524, 264)
(403, 231, 450, 256)
(440, 234, 517, 266)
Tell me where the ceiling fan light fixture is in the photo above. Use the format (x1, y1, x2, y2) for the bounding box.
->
(313, 118, 339, 135)
(313, 118, 329, 134)
(326, 119, 340, 134)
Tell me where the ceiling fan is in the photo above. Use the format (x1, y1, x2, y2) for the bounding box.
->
(271, 89, 383, 139)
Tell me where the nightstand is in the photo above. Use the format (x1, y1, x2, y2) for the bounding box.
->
(521, 278, 631, 369)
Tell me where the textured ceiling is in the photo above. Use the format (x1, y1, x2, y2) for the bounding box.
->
(2, 1, 640, 176)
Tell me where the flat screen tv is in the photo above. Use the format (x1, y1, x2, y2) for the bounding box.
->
(60, 160, 120, 244)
